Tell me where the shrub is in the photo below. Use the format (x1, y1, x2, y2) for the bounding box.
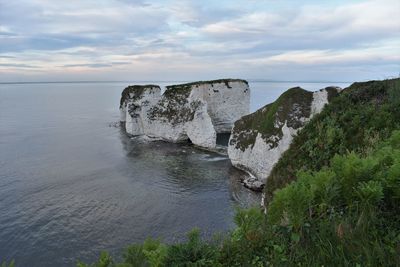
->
(0, 261, 15, 267)
(164, 228, 219, 267)
(266, 78, 400, 203)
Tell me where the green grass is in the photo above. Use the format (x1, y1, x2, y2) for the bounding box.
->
(0, 261, 14, 267)
(265, 78, 400, 203)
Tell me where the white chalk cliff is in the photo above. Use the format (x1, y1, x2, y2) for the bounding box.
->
(228, 86, 340, 190)
(120, 79, 250, 149)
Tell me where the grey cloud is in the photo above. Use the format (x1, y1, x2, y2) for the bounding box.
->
(0, 63, 39, 68)
(200, 1, 400, 53)
(62, 61, 131, 68)
(0, 0, 170, 52)
(111, 61, 131, 65)
(0, 0, 398, 82)
(62, 63, 112, 68)
(115, 0, 149, 6)
(170, 1, 241, 28)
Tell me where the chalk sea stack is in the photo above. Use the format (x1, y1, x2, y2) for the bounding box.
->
(119, 79, 250, 149)
(228, 86, 340, 190)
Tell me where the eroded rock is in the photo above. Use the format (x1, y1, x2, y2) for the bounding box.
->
(120, 79, 250, 149)
(228, 86, 340, 190)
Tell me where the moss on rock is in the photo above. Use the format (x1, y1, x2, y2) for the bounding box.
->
(148, 79, 248, 125)
(120, 85, 160, 108)
(230, 87, 313, 151)
(147, 84, 196, 125)
(165, 79, 248, 92)
(325, 86, 341, 102)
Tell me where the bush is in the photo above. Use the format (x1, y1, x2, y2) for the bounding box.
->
(266, 130, 400, 266)
(266, 78, 400, 203)
(0, 261, 15, 267)
(164, 229, 218, 267)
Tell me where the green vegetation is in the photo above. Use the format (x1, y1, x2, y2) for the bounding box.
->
(148, 97, 203, 125)
(325, 86, 341, 101)
(230, 87, 314, 151)
(148, 83, 194, 125)
(78, 130, 400, 266)
(0, 261, 14, 267)
(266, 131, 400, 266)
(266, 78, 400, 202)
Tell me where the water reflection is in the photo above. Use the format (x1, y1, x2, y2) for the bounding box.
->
(119, 128, 260, 206)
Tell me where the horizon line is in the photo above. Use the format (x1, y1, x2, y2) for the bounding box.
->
(0, 79, 353, 85)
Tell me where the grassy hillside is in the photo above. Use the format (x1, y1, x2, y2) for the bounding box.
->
(265, 78, 400, 202)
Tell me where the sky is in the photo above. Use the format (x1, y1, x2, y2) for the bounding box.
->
(0, 0, 399, 82)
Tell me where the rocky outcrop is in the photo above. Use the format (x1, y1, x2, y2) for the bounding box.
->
(228, 86, 340, 190)
(120, 79, 250, 149)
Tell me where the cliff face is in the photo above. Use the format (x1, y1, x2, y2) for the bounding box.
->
(120, 85, 162, 136)
(120, 79, 250, 149)
(228, 86, 340, 190)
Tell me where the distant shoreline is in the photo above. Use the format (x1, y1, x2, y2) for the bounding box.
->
(0, 80, 352, 85)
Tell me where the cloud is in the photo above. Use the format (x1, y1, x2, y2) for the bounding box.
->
(201, 0, 400, 46)
(244, 45, 400, 66)
(0, 0, 169, 52)
(62, 63, 113, 68)
(61, 61, 131, 68)
(0, 0, 399, 81)
(0, 63, 39, 68)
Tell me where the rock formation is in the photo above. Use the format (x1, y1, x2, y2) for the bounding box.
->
(120, 79, 250, 149)
(228, 86, 340, 190)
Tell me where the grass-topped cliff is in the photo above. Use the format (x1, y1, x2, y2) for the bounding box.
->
(230, 87, 314, 151)
(165, 79, 248, 92)
(148, 79, 248, 126)
(265, 78, 400, 202)
(120, 85, 160, 108)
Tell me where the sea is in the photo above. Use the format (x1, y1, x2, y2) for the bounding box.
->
(0, 81, 350, 266)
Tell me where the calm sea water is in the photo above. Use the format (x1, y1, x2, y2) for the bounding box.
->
(0, 81, 349, 266)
